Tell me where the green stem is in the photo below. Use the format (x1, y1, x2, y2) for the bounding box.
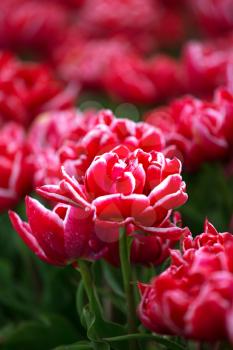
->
(78, 260, 102, 318)
(119, 227, 139, 350)
(103, 333, 185, 350)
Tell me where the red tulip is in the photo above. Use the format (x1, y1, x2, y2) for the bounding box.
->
(145, 95, 228, 170)
(104, 53, 186, 104)
(27, 110, 88, 153)
(29, 109, 165, 186)
(76, 0, 160, 53)
(103, 55, 157, 104)
(148, 55, 186, 100)
(138, 221, 233, 342)
(0, 51, 77, 126)
(214, 87, 233, 146)
(0, 122, 31, 211)
(191, 0, 233, 36)
(183, 35, 233, 95)
(9, 196, 108, 266)
(54, 37, 134, 88)
(37, 146, 187, 232)
(0, 0, 67, 56)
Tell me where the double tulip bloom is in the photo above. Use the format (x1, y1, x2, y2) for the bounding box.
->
(37, 146, 187, 232)
(138, 221, 233, 343)
(29, 109, 165, 186)
(10, 146, 188, 266)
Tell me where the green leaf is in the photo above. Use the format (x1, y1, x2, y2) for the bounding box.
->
(0, 324, 15, 341)
(77, 260, 127, 350)
(76, 280, 85, 319)
(82, 306, 127, 350)
(103, 333, 185, 350)
(52, 341, 93, 350)
(101, 262, 124, 298)
(181, 163, 233, 233)
(0, 314, 80, 350)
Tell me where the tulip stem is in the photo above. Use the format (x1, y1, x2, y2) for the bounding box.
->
(119, 227, 139, 350)
(78, 260, 102, 318)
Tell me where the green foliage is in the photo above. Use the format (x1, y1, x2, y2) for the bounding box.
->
(0, 315, 80, 350)
(53, 342, 93, 350)
(181, 162, 233, 233)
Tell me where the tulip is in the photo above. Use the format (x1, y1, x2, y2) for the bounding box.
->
(0, 122, 31, 211)
(145, 95, 229, 170)
(9, 196, 108, 266)
(138, 220, 233, 343)
(0, 52, 77, 126)
(37, 146, 188, 232)
(29, 109, 165, 186)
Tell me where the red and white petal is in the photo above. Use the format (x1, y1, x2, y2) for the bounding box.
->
(9, 210, 59, 265)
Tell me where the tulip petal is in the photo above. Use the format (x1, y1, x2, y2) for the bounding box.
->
(9, 210, 57, 264)
(136, 224, 187, 240)
(25, 196, 66, 263)
(63, 206, 96, 259)
(93, 193, 150, 224)
(149, 174, 186, 207)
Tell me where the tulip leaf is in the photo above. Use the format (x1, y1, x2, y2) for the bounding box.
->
(0, 315, 81, 350)
(52, 341, 93, 350)
(76, 280, 85, 319)
(0, 324, 15, 340)
(82, 305, 128, 350)
(181, 163, 233, 233)
(101, 261, 124, 298)
(103, 333, 185, 350)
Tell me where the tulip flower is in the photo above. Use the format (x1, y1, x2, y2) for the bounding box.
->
(138, 221, 233, 342)
(145, 95, 229, 170)
(37, 146, 188, 233)
(0, 122, 31, 211)
(9, 196, 108, 266)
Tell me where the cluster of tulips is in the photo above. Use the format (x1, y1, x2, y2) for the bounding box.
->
(2, 101, 232, 348)
(0, 0, 233, 349)
(0, 0, 233, 104)
(2, 86, 233, 213)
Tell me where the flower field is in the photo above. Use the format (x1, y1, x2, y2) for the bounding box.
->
(0, 1, 233, 349)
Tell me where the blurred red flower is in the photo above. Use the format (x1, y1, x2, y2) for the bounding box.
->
(0, 0, 67, 56)
(145, 95, 228, 170)
(191, 0, 233, 36)
(0, 52, 77, 126)
(103, 54, 184, 104)
(0, 122, 31, 211)
(183, 35, 233, 95)
(53, 37, 134, 89)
